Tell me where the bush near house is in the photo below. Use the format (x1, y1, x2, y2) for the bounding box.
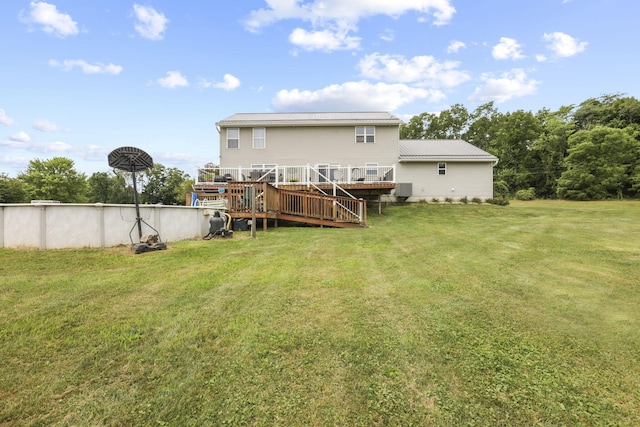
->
(515, 187, 536, 200)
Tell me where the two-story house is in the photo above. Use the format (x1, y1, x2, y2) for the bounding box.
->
(201, 111, 497, 203)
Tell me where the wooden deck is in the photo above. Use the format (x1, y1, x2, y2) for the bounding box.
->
(192, 182, 372, 229)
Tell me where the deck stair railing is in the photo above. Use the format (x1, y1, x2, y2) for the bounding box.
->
(278, 188, 365, 224)
(196, 182, 366, 227)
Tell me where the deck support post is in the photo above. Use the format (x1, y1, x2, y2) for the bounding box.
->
(251, 185, 257, 238)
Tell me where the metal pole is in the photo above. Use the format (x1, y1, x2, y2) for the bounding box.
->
(131, 165, 143, 240)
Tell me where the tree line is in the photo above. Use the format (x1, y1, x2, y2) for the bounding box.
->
(2, 93, 639, 204)
(401, 93, 640, 200)
(0, 157, 192, 205)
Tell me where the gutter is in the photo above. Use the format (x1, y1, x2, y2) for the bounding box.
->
(398, 157, 499, 163)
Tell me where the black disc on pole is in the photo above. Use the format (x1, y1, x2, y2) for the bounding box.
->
(108, 146, 154, 172)
(107, 146, 156, 246)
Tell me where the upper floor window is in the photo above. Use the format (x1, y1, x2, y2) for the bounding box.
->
(438, 162, 447, 175)
(355, 126, 375, 143)
(227, 128, 239, 149)
(253, 128, 266, 149)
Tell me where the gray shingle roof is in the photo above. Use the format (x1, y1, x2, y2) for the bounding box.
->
(216, 112, 402, 127)
(399, 139, 498, 162)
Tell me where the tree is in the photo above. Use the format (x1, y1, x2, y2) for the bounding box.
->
(557, 126, 640, 199)
(571, 93, 640, 131)
(0, 173, 30, 203)
(18, 157, 87, 203)
(490, 110, 542, 194)
(400, 104, 474, 140)
(530, 106, 575, 198)
(141, 164, 190, 205)
(87, 170, 133, 204)
(462, 102, 500, 151)
(400, 112, 432, 139)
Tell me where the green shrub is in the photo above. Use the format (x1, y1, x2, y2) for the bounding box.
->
(471, 197, 482, 204)
(486, 196, 510, 206)
(494, 180, 510, 198)
(460, 196, 469, 204)
(515, 188, 536, 201)
(444, 197, 453, 203)
(431, 197, 440, 203)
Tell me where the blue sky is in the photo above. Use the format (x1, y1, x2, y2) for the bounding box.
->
(1, 0, 638, 177)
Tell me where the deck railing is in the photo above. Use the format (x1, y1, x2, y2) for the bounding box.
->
(195, 182, 366, 226)
(278, 188, 365, 224)
(196, 164, 395, 187)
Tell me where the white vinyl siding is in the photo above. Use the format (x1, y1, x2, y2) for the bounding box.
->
(355, 126, 375, 143)
(227, 128, 239, 149)
(253, 128, 266, 149)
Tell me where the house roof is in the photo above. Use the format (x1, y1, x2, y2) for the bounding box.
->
(399, 139, 498, 163)
(216, 112, 403, 127)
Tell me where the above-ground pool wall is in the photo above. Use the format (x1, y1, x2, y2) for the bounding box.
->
(0, 203, 211, 249)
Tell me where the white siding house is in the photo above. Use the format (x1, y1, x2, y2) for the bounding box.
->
(397, 139, 498, 201)
(217, 112, 401, 170)
(211, 112, 498, 202)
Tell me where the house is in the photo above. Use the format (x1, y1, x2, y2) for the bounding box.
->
(215, 112, 400, 186)
(397, 139, 498, 201)
(205, 111, 497, 202)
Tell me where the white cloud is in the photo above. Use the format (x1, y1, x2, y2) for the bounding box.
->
(154, 152, 210, 170)
(380, 29, 394, 42)
(155, 71, 189, 89)
(22, 1, 79, 37)
(469, 69, 540, 103)
(536, 54, 548, 63)
(133, 4, 169, 40)
(289, 28, 361, 51)
(0, 138, 72, 153)
(272, 81, 445, 112)
(492, 37, 525, 60)
(447, 40, 466, 54)
(76, 144, 109, 161)
(0, 155, 30, 173)
(543, 32, 587, 58)
(358, 53, 470, 88)
(244, 0, 456, 51)
(10, 131, 31, 143)
(246, 0, 456, 29)
(48, 59, 123, 75)
(0, 137, 108, 161)
(34, 119, 60, 132)
(200, 74, 241, 91)
(0, 109, 15, 126)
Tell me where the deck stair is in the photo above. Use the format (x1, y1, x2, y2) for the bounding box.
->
(195, 182, 367, 229)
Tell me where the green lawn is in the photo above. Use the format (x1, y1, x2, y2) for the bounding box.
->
(1, 201, 639, 426)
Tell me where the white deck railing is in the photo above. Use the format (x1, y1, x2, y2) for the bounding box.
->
(196, 164, 396, 187)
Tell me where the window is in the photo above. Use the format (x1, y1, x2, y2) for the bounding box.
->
(365, 162, 378, 177)
(438, 162, 447, 175)
(227, 128, 239, 149)
(355, 126, 375, 143)
(253, 127, 266, 149)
